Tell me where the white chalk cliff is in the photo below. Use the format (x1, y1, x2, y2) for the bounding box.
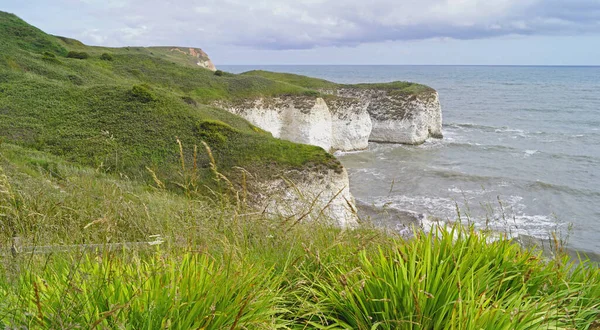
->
(222, 86, 442, 152)
(221, 81, 442, 227)
(332, 88, 443, 145)
(223, 96, 372, 152)
(252, 167, 358, 228)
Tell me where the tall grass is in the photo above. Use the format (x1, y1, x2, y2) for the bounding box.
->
(2, 251, 286, 329)
(300, 225, 600, 329)
(1, 145, 599, 329)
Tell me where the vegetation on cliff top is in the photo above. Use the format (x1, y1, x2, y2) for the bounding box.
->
(242, 70, 436, 95)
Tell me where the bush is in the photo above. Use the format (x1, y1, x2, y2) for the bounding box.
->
(41, 51, 60, 63)
(100, 53, 113, 61)
(66, 51, 89, 59)
(214, 70, 224, 76)
(196, 120, 235, 145)
(181, 96, 197, 106)
(128, 84, 157, 103)
(67, 74, 84, 86)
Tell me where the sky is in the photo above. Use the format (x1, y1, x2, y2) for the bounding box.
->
(3, 0, 600, 65)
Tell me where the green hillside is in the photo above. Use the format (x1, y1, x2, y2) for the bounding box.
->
(0, 11, 338, 187)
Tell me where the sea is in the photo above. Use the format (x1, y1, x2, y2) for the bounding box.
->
(221, 65, 600, 255)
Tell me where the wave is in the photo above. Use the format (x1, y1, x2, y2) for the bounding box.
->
(445, 122, 527, 136)
(444, 122, 498, 132)
(445, 123, 600, 141)
(366, 194, 558, 240)
(444, 141, 600, 165)
(546, 153, 600, 165)
(445, 141, 520, 153)
(427, 168, 505, 183)
(527, 180, 600, 198)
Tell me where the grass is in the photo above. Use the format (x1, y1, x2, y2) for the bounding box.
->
(242, 70, 436, 95)
(0, 11, 342, 188)
(3, 252, 285, 329)
(1, 144, 599, 329)
(303, 226, 600, 329)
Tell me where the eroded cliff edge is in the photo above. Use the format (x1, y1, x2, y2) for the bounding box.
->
(220, 71, 442, 152)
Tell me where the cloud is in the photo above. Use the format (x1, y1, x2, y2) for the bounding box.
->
(12, 0, 600, 49)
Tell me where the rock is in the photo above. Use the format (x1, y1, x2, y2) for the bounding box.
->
(252, 167, 358, 227)
(328, 97, 372, 151)
(333, 88, 443, 145)
(222, 86, 441, 152)
(224, 96, 334, 151)
(222, 95, 372, 152)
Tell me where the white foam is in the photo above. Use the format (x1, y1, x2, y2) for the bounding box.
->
(334, 149, 365, 157)
(524, 149, 538, 157)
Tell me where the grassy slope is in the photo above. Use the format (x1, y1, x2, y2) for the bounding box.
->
(242, 70, 436, 95)
(0, 11, 338, 185)
(1, 144, 599, 329)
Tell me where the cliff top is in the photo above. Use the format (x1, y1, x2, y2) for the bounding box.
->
(242, 70, 436, 95)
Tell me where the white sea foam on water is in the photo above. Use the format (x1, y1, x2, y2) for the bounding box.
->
(477, 214, 560, 239)
(367, 191, 558, 240)
(348, 168, 387, 180)
(524, 150, 538, 157)
(447, 186, 489, 195)
(371, 195, 459, 220)
(417, 139, 445, 149)
(333, 149, 364, 156)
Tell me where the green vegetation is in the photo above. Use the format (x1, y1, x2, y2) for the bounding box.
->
(99, 52, 113, 61)
(243, 70, 436, 95)
(1, 144, 599, 328)
(0, 11, 338, 186)
(66, 50, 89, 59)
(242, 70, 339, 89)
(1, 11, 598, 329)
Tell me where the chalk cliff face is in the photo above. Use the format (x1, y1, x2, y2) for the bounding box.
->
(224, 96, 372, 152)
(332, 88, 443, 145)
(251, 167, 358, 228)
(328, 97, 372, 151)
(222, 87, 441, 151)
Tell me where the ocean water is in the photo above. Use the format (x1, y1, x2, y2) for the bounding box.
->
(221, 65, 600, 254)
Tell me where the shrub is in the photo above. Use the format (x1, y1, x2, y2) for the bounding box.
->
(41, 51, 60, 63)
(214, 70, 224, 76)
(67, 74, 84, 86)
(128, 84, 157, 103)
(181, 96, 197, 106)
(66, 51, 89, 59)
(196, 120, 235, 145)
(100, 53, 113, 61)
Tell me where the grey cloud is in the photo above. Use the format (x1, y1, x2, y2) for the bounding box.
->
(53, 0, 600, 49)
